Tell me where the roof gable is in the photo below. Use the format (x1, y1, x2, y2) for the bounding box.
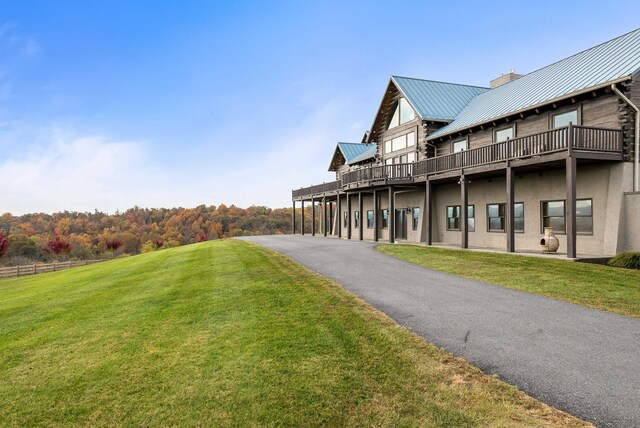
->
(392, 76, 489, 121)
(429, 28, 640, 139)
(328, 142, 377, 171)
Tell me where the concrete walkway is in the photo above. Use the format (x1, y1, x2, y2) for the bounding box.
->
(241, 235, 640, 428)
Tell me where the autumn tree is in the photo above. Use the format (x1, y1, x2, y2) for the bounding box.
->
(44, 233, 72, 256)
(0, 229, 9, 259)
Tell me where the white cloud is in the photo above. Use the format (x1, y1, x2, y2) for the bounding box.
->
(0, 134, 174, 214)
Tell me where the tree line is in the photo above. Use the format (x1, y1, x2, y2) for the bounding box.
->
(0, 204, 298, 266)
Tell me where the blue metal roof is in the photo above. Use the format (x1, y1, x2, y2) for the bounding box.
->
(337, 142, 377, 164)
(429, 28, 640, 139)
(392, 76, 488, 121)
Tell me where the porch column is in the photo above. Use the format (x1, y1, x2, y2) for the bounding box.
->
(329, 201, 333, 236)
(506, 166, 515, 252)
(358, 192, 363, 241)
(566, 156, 577, 258)
(292, 200, 296, 234)
(301, 200, 305, 236)
(461, 175, 468, 249)
(323, 197, 328, 237)
(337, 196, 342, 238)
(424, 179, 432, 245)
(311, 198, 316, 236)
(347, 194, 352, 239)
(373, 189, 379, 242)
(388, 186, 395, 243)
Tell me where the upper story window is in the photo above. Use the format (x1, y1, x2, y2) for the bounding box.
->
(452, 139, 467, 153)
(388, 98, 415, 129)
(384, 132, 416, 154)
(552, 109, 579, 128)
(495, 126, 514, 142)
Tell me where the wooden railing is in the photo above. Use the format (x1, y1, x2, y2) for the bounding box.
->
(342, 125, 622, 186)
(292, 180, 341, 198)
(0, 259, 103, 279)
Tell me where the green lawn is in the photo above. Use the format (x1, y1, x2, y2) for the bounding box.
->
(0, 240, 587, 427)
(378, 245, 640, 319)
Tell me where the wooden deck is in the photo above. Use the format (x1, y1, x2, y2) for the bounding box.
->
(292, 125, 623, 199)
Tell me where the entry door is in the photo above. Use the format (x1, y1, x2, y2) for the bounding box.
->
(395, 209, 407, 240)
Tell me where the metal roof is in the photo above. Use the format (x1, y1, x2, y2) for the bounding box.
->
(429, 28, 640, 139)
(337, 142, 377, 164)
(392, 76, 488, 121)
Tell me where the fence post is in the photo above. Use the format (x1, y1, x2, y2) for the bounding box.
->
(16, 265, 20, 277)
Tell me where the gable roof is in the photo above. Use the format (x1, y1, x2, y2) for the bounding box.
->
(392, 76, 488, 121)
(328, 142, 377, 171)
(429, 28, 640, 139)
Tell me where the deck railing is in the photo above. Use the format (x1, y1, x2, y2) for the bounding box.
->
(342, 125, 622, 187)
(292, 180, 341, 198)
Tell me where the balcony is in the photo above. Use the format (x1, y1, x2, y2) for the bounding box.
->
(292, 125, 623, 199)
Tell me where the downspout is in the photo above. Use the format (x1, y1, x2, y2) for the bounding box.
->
(611, 83, 640, 192)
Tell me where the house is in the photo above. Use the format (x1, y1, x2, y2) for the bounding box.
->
(291, 29, 640, 258)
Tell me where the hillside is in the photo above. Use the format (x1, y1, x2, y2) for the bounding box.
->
(0, 240, 587, 426)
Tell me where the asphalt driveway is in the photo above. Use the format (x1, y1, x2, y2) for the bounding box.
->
(241, 235, 640, 428)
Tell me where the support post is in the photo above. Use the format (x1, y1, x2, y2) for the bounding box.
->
(292, 200, 296, 234)
(373, 189, 379, 242)
(323, 197, 327, 237)
(347, 194, 352, 239)
(358, 192, 363, 241)
(461, 175, 468, 249)
(301, 200, 305, 235)
(337, 196, 342, 238)
(506, 166, 515, 252)
(311, 198, 316, 236)
(388, 186, 395, 243)
(566, 156, 577, 258)
(424, 180, 432, 245)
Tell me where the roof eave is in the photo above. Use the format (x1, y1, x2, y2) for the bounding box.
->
(427, 76, 633, 141)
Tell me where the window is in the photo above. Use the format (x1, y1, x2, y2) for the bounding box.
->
(385, 158, 393, 165)
(514, 203, 525, 233)
(367, 210, 374, 228)
(384, 140, 392, 154)
(407, 152, 416, 163)
(343, 211, 348, 228)
(354, 211, 360, 228)
(542, 200, 564, 232)
(495, 126, 514, 142)
(576, 199, 593, 234)
(392, 135, 406, 151)
(407, 131, 415, 147)
(541, 199, 592, 234)
(447, 206, 460, 230)
(452, 139, 467, 153)
(412, 208, 419, 230)
(447, 205, 474, 231)
(487, 203, 525, 232)
(388, 97, 415, 129)
(487, 203, 505, 232)
(382, 209, 389, 228)
(553, 109, 579, 128)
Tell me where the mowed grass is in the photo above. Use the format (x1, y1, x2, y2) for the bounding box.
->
(0, 240, 588, 427)
(378, 245, 640, 319)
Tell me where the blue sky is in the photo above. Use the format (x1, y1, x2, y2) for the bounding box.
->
(1, 1, 639, 214)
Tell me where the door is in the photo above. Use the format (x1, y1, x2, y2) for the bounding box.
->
(395, 209, 407, 240)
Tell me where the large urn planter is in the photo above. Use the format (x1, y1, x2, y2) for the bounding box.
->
(540, 227, 560, 253)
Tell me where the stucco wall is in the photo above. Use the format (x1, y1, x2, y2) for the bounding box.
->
(331, 162, 633, 255)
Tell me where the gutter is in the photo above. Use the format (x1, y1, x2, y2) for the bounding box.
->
(611, 83, 640, 192)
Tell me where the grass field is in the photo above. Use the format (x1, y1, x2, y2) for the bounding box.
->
(0, 240, 588, 427)
(378, 245, 640, 319)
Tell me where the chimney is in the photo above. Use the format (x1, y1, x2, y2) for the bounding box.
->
(490, 69, 523, 89)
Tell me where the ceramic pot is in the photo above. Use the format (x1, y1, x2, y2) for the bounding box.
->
(540, 227, 560, 253)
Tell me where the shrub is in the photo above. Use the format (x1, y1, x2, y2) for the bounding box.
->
(607, 252, 640, 269)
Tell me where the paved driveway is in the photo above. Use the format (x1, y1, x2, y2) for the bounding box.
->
(241, 235, 640, 428)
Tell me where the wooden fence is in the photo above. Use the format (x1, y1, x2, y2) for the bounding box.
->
(0, 260, 103, 279)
